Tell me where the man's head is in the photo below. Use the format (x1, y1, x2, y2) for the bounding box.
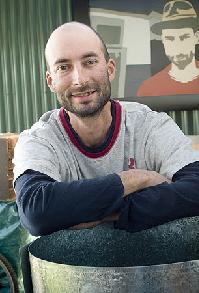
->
(151, 0, 199, 70)
(45, 22, 116, 118)
(162, 27, 199, 69)
(151, 0, 199, 35)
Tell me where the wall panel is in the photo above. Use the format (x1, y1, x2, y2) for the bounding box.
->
(0, 0, 72, 133)
(168, 110, 199, 135)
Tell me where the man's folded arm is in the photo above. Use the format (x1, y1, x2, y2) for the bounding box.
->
(15, 161, 199, 236)
(14, 170, 125, 236)
(115, 161, 199, 232)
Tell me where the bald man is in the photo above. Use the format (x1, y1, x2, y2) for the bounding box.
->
(14, 22, 199, 236)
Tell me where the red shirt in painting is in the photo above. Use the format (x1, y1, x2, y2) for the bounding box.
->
(137, 61, 199, 97)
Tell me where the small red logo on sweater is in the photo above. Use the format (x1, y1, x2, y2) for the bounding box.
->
(129, 158, 135, 169)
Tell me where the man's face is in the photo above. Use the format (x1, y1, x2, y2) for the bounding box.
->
(162, 28, 198, 70)
(46, 25, 115, 118)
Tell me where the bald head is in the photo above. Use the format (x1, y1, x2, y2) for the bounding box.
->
(45, 22, 109, 70)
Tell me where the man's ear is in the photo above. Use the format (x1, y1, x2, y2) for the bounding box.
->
(195, 31, 199, 43)
(107, 58, 116, 82)
(161, 35, 165, 44)
(46, 71, 55, 92)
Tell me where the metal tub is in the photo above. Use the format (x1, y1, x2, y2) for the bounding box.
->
(25, 217, 199, 292)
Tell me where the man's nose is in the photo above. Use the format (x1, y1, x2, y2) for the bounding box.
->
(71, 65, 87, 86)
(173, 39, 184, 53)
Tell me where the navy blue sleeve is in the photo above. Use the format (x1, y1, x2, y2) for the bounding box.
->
(115, 161, 199, 232)
(15, 170, 125, 235)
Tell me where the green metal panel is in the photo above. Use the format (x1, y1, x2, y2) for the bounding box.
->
(168, 110, 199, 135)
(0, 0, 72, 133)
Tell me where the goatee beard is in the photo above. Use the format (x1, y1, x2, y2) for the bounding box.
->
(168, 52, 195, 70)
(57, 81, 111, 118)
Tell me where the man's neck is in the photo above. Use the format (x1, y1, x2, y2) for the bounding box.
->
(68, 101, 112, 147)
(169, 60, 199, 83)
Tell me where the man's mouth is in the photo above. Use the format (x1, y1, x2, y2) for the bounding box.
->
(72, 90, 96, 98)
(175, 54, 186, 61)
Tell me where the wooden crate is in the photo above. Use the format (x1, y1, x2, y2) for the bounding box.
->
(187, 135, 199, 151)
(0, 133, 19, 200)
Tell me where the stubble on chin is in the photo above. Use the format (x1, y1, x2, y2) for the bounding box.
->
(168, 51, 195, 70)
(57, 85, 111, 118)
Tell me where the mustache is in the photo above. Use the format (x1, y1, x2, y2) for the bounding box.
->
(64, 83, 100, 97)
(175, 54, 187, 59)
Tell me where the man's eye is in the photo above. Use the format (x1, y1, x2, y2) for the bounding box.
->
(180, 35, 190, 41)
(85, 59, 97, 65)
(57, 65, 70, 72)
(165, 37, 174, 41)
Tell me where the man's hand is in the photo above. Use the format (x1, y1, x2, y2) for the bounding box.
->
(70, 213, 120, 230)
(71, 220, 101, 229)
(70, 170, 169, 230)
(119, 169, 170, 196)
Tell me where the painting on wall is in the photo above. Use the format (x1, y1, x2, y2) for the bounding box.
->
(89, 0, 199, 111)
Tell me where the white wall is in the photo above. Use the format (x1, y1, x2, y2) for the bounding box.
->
(90, 8, 151, 65)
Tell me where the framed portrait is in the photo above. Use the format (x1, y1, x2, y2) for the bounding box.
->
(89, 0, 199, 111)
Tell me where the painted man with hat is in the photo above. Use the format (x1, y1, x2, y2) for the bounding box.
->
(137, 0, 199, 97)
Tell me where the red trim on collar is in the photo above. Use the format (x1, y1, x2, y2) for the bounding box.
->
(59, 101, 121, 158)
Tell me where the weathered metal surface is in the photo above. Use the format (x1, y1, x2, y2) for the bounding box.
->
(28, 217, 199, 292)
